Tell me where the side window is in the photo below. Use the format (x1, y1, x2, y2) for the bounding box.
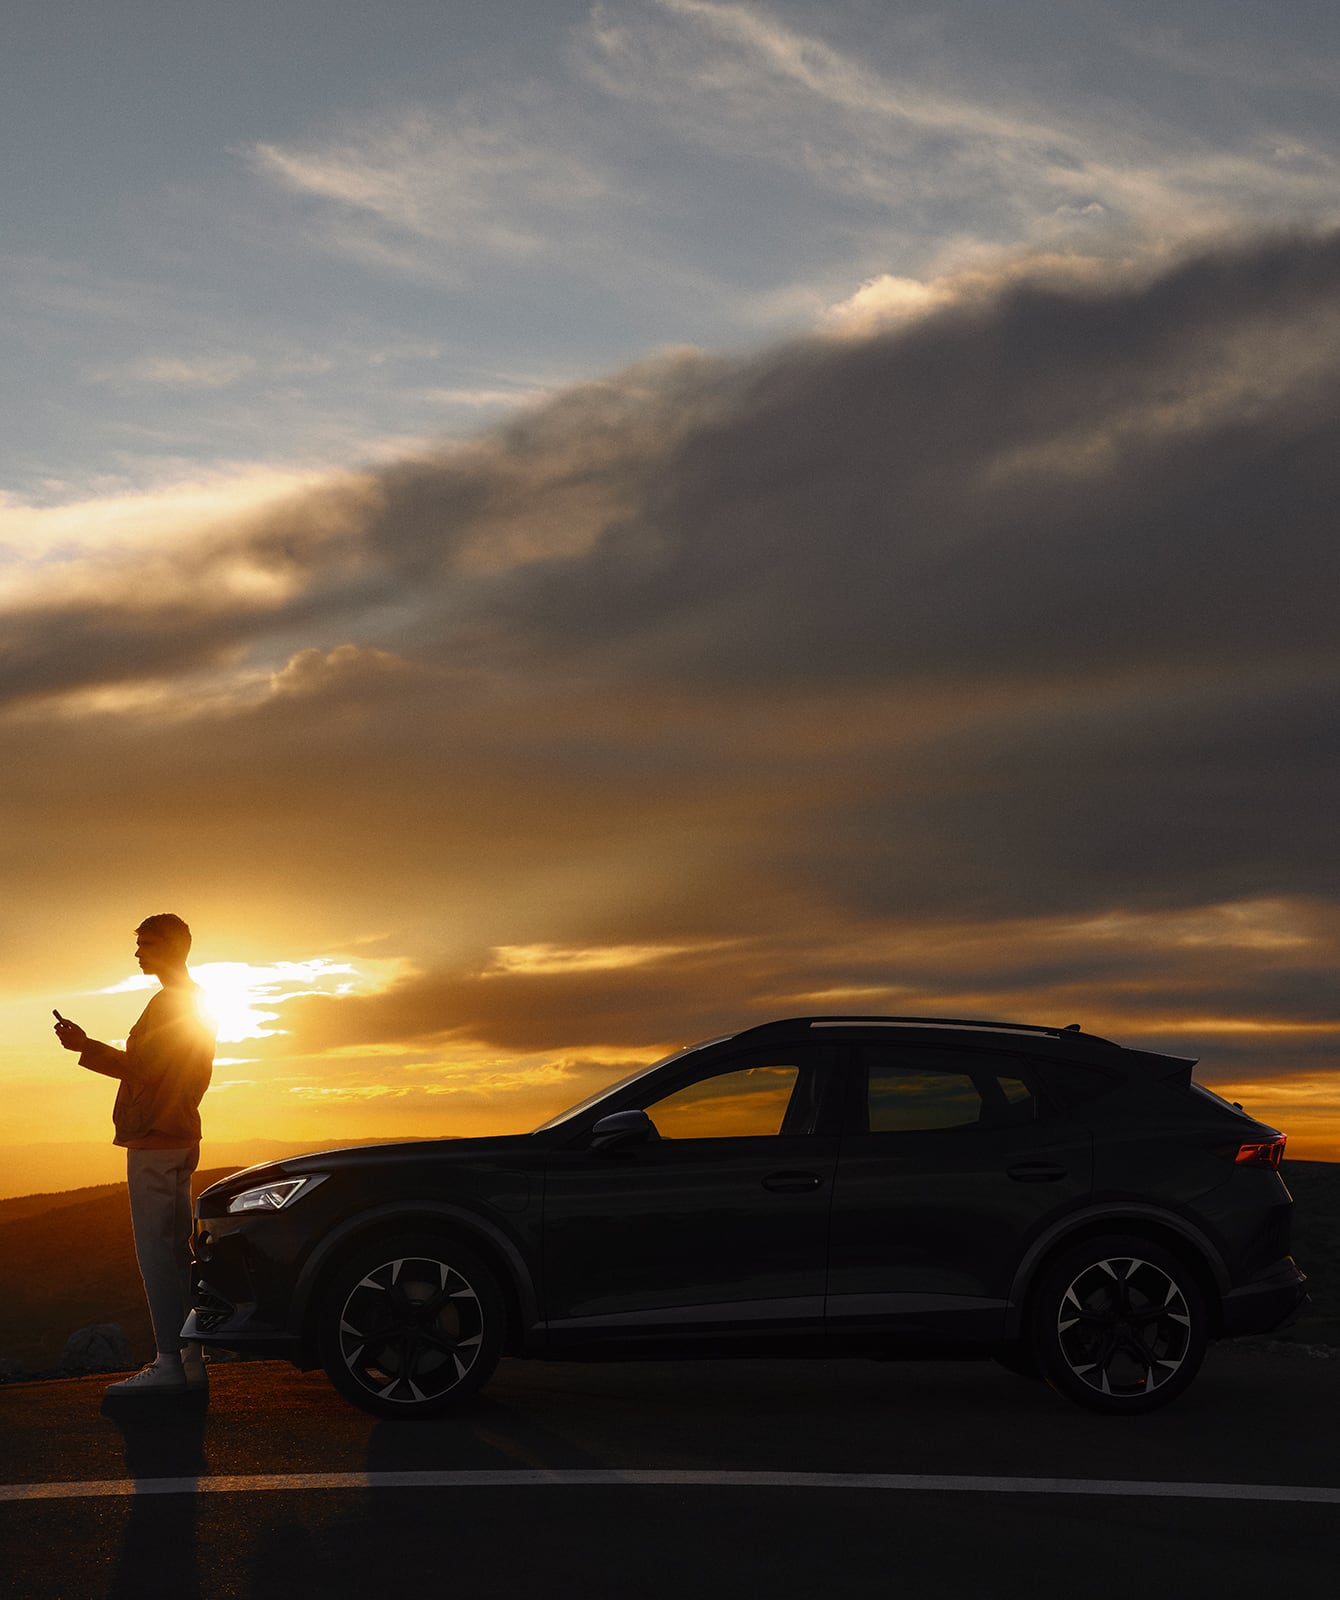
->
(859, 1048, 1041, 1132)
(643, 1064, 801, 1139)
(867, 1065, 982, 1132)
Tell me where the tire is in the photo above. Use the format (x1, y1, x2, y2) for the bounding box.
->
(1029, 1234, 1208, 1415)
(317, 1233, 505, 1419)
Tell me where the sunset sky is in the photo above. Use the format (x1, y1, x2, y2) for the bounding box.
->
(3, 0, 1339, 1194)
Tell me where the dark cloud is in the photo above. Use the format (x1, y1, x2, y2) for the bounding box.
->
(10, 229, 1340, 703)
(786, 670, 1340, 920)
(267, 949, 746, 1056)
(460, 231, 1340, 690)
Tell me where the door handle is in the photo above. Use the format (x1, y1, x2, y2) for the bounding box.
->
(763, 1171, 823, 1193)
(1007, 1162, 1067, 1183)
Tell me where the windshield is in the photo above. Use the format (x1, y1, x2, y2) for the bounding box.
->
(530, 1036, 731, 1133)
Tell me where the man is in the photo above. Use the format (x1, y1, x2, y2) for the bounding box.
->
(55, 914, 215, 1395)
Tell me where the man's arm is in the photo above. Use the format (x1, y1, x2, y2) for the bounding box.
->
(79, 1040, 130, 1078)
(54, 1016, 127, 1078)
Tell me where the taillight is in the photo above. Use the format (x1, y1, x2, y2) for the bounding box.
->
(1235, 1136, 1285, 1169)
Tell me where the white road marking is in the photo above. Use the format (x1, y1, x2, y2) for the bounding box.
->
(3, 1470, 1339, 1504)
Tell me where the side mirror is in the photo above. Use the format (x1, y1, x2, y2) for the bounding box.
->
(589, 1108, 659, 1152)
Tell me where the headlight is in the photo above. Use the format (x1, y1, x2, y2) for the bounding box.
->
(226, 1174, 327, 1213)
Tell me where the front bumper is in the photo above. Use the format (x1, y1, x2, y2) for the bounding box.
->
(187, 1206, 313, 1364)
(181, 1291, 306, 1362)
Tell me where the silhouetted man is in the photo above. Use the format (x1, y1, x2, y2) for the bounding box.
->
(55, 914, 215, 1395)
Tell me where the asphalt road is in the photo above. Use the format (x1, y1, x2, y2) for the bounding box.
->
(1, 1346, 1335, 1600)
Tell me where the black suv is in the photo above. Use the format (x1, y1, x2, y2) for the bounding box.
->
(186, 1016, 1308, 1418)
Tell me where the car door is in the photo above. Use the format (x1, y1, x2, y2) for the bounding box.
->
(541, 1041, 842, 1343)
(826, 1043, 1093, 1341)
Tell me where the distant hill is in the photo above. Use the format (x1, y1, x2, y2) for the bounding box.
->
(0, 1159, 1333, 1378)
(0, 1166, 241, 1373)
(1282, 1160, 1339, 1345)
(0, 1137, 416, 1200)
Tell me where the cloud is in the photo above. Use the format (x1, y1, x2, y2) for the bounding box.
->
(613, 0, 1053, 142)
(103, 354, 259, 390)
(247, 90, 611, 269)
(252, 897, 1338, 1075)
(578, 0, 1340, 258)
(2, 230, 1339, 1079)
(268, 644, 412, 699)
(0, 468, 384, 704)
(0, 465, 342, 564)
(822, 274, 955, 333)
(9, 227, 1340, 716)
(577, 0, 1075, 246)
(225, 0, 1340, 332)
(820, 255, 1117, 334)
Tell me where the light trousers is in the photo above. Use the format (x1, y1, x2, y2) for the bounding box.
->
(126, 1145, 200, 1355)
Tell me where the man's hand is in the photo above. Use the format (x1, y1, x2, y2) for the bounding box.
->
(53, 1015, 88, 1052)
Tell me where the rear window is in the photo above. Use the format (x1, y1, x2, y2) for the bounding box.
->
(1188, 1083, 1256, 1120)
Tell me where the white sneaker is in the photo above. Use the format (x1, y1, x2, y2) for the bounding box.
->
(104, 1361, 187, 1396)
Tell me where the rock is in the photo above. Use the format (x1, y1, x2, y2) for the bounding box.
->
(61, 1323, 132, 1372)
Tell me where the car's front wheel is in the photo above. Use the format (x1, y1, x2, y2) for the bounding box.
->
(1029, 1234, 1208, 1415)
(317, 1233, 505, 1419)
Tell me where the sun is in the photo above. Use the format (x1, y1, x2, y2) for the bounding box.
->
(101, 955, 379, 1047)
(191, 963, 284, 1044)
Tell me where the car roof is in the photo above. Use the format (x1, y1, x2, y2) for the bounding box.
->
(728, 1014, 1196, 1070)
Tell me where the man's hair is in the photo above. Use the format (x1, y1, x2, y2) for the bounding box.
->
(136, 913, 192, 958)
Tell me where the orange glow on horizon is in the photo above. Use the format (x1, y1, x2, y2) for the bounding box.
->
(4, 922, 1337, 1198)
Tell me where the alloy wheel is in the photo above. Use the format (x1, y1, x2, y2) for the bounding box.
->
(1054, 1254, 1193, 1399)
(335, 1252, 485, 1406)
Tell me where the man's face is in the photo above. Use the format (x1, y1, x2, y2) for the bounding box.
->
(135, 930, 173, 977)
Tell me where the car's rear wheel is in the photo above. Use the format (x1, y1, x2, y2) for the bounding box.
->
(317, 1233, 504, 1419)
(1030, 1234, 1208, 1415)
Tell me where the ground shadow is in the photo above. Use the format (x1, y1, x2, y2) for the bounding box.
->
(101, 1391, 209, 1600)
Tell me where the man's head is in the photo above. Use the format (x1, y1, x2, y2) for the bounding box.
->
(135, 913, 192, 977)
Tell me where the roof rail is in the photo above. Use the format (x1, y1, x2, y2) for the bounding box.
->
(766, 1015, 1112, 1043)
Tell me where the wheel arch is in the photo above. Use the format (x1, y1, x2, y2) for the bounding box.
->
(291, 1202, 540, 1365)
(1004, 1204, 1229, 1342)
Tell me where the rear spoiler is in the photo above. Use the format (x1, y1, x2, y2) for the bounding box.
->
(1124, 1048, 1198, 1085)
